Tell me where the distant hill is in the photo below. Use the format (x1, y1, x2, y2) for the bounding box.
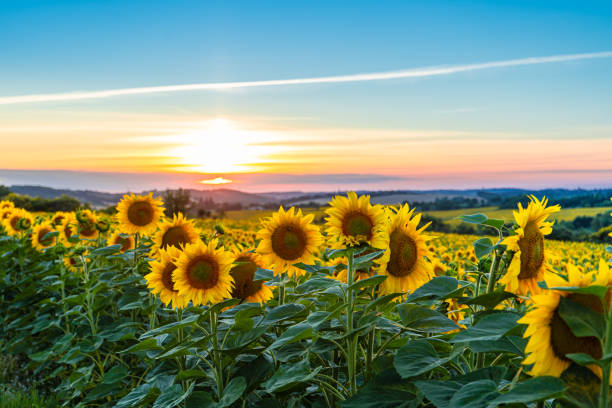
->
(7, 185, 612, 210)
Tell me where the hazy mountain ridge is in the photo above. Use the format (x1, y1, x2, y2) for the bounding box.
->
(7, 185, 612, 209)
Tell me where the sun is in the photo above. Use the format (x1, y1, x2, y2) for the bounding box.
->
(165, 118, 281, 174)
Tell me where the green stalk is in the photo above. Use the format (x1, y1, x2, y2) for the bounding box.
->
(346, 249, 357, 395)
(599, 303, 612, 408)
(210, 310, 224, 400)
(279, 277, 286, 305)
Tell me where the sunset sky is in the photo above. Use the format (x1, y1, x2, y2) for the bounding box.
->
(1, 1, 612, 192)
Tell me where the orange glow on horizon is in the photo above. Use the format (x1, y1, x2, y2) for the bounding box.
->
(200, 177, 233, 185)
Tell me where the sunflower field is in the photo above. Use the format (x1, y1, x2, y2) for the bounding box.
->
(1, 193, 612, 408)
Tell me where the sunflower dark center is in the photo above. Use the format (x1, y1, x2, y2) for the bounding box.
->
(80, 220, 96, 237)
(517, 221, 545, 280)
(64, 224, 73, 238)
(387, 229, 418, 277)
(271, 224, 307, 260)
(38, 228, 53, 246)
(127, 201, 155, 226)
(434, 265, 445, 276)
(53, 215, 65, 226)
(342, 211, 373, 239)
(161, 262, 178, 292)
(10, 216, 19, 229)
(187, 256, 219, 289)
(230, 256, 264, 299)
(161, 226, 191, 249)
(550, 293, 603, 361)
(114, 236, 132, 252)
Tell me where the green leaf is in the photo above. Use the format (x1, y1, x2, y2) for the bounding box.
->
(268, 322, 313, 350)
(459, 290, 515, 309)
(262, 360, 321, 393)
(347, 275, 387, 292)
(566, 353, 599, 366)
(551, 285, 609, 299)
(448, 380, 499, 408)
(185, 391, 216, 408)
(394, 339, 446, 378)
(473, 238, 494, 259)
(488, 376, 565, 407)
(262, 304, 305, 325)
(365, 293, 403, 312)
(296, 277, 340, 294)
(121, 337, 164, 353)
(114, 384, 157, 408)
(177, 369, 208, 381)
(415, 380, 463, 408)
(353, 249, 385, 265)
(452, 312, 520, 343)
(407, 276, 462, 302)
(153, 382, 194, 408)
(396, 303, 459, 333)
(558, 296, 605, 339)
(459, 214, 488, 224)
(254, 267, 274, 281)
(90, 244, 122, 256)
(218, 377, 247, 408)
(139, 314, 199, 339)
(101, 365, 128, 384)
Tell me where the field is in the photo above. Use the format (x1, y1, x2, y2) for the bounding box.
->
(1, 194, 611, 407)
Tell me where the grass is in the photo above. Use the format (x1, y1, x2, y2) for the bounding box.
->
(427, 205, 612, 226)
(223, 206, 612, 224)
(0, 388, 57, 408)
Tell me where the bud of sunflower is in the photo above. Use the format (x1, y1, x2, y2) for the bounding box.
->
(17, 217, 31, 230)
(96, 218, 111, 232)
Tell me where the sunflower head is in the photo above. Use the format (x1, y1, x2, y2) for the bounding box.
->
(256, 206, 323, 277)
(58, 214, 78, 246)
(116, 193, 164, 236)
(325, 192, 386, 249)
(0, 200, 14, 211)
(145, 246, 187, 309)
(229, 251, 273, 304)
(173, 239, 234, 306)
(3, 208, 34, 236)
(377, 204, 433, 295)
(32, 222, 57, 251)
(153, 212, 200, 252)
(76, 209, 98, 239)
(519, 260, 612, 380)
(109, 231, 135, 252)
(500, 196, 561, 296)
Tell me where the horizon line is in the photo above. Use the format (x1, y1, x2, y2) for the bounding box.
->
(1, 51, 611, 105)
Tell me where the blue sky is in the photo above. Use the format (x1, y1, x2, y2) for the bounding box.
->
(1, 1, 611, 192)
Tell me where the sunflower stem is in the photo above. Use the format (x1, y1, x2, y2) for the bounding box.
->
(279, 278, 286, 305)
(599, 303, 612, 408)
(210, 310, 224, 400)
(346, 248, 358, 395)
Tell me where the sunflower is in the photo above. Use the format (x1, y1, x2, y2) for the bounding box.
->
(116, 193, 164, 236)
(445, 297, 468, 330)
(51, 212, 71, 228)
(63, 250, 88, 273)
(108, 231, 135, 253)
(0, 200, 14, 211)
(325, 192, 386, 249)
(145, 246, 187, 309)
(432, 260, 447, 277)
(256, 206, 323, 277)
(3, 208, 34, 236)
(32, 222, 57, 251)
(519, 261, 611, 381)
(58, 214, 78, 246)
(376, 204, 434, 295)
(76, 209, 98, 240)
(173, 239, 234, 306)
(229, 250, 273, 304)
(499, 196, 561, 296)
(153, 213, 200, 252)
(330, 251, 377, 283)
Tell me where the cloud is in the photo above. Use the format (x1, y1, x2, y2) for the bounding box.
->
(1, 51, 611, 105)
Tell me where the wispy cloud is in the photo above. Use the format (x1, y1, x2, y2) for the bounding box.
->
(1, 51, 611, 105)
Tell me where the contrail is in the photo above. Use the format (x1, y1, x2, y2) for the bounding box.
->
(1, 51, 611, 105)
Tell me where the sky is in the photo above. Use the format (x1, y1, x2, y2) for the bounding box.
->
(1, 0, 612, 193)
